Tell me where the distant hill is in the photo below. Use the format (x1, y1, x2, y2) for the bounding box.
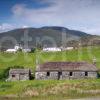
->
(41, 26, 89, 37)
(0, 26, 99, 50)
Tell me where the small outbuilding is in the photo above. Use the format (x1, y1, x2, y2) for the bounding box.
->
(43, 47, 61, 52)
(35, 62, 98, 80)
(8, 69, 31, 81)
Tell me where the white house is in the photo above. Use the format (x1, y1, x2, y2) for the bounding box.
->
(14, 44, 22, 50)
(6, 49, 17, 53)
(60, 47, 74, 51)
(43, 47, 61, 52)
(65, 47, 74, 50)
(6, 44, 23, 53)
(5, 44, 32, 53)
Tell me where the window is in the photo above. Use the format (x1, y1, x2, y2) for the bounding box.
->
(47, 72, 50, 76)
(85, 72, 88, 76)
(70, 72, 73, 76)
(12, 75, 15, 77)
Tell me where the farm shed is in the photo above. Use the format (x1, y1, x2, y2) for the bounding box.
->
(35, 62, 98, 80)
(8, 69, 31, 81)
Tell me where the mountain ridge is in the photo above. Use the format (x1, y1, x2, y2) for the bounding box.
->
(0, 26, 99, 50)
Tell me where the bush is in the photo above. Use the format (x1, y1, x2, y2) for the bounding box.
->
(0, 66, 24, 81)
(30, 48, 36, 53)
(17, 48, 22, 52)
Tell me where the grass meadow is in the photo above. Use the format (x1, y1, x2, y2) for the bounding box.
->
(0, 46, 100, 99)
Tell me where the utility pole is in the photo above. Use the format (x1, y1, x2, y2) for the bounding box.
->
(93, 57, 97, 65)
(36, 49, 40, 70)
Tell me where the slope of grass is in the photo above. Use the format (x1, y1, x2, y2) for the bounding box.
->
(0, 46, 100, 99)
(0, 46, 100, 70)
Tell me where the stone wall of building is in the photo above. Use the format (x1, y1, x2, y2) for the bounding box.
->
(88, 72, 97, 78)
(48, 72, 58, 79)
(9, 74, 19, 81)
(19, 74, 30, 80)
(35, 71, 58, 80)
(35, 71, 97, 80)
(9, 73, 30, 81)
(35, 72, 47, 80)
(60, 72, 69, 79)
(68, 71, 86, 79)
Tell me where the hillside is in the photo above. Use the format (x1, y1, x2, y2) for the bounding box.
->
(0, 46, 100, 72)
(0, 46, 100, 99)
(0, 26, 98, 50)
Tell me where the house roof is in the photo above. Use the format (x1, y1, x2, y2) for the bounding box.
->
(36, 62, 98, 72)
(9, 69, 30, 74)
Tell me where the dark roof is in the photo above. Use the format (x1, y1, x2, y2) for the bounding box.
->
(9, 69, 30, 74)
(36, 62, 98, 71)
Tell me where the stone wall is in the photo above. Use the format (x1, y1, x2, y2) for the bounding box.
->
(8, 73, 30, 81)
(35, 71, 97, 80)
(88, 72, 97, 78)
(48, 72, 58, 79)
(19, 74, 30, 80)
(9, 74, 19, 81)
(60, 72, 69, 79)
(35, 72, 47, 80)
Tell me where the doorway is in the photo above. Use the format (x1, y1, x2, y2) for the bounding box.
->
(58, 72, 62, 80)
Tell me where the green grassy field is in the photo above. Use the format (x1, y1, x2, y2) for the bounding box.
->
(0, 46, 100, 70)
(0, 46, 100, 99)
(0, 79, 100, 99)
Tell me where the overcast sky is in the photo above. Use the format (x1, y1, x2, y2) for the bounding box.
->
(0, 0, 100, 35)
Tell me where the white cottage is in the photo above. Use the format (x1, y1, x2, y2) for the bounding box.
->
(6, 44, 23, 53)
(6, 49, 17, 53)
(43, 47, 61, 52)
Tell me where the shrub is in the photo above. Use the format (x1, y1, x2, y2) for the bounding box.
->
(0, 66, 24, 81)
(30, 48, 36, 53)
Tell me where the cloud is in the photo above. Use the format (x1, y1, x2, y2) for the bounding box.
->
(83, 27, 100, 35)
(0, 23, 16, 33)
(10, 0, 100, 35)
(11, 2, 61, 25)
(22, 25, 29, 28)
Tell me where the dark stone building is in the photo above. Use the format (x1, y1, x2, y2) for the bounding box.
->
(35, 62, 98, 80)
(8, 69, 31, 81)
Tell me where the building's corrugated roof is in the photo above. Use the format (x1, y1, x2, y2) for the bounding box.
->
(9, 69, 30, 74)
(36, 62, 98, 71)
